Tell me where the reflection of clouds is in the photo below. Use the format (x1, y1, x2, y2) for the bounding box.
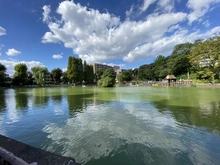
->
(42, 101, 218, 164)
(5, 89, 20, 123)
(53, 104, 65, 116)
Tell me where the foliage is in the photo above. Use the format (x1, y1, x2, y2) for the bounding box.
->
(61, 71, 69, 84)
(0, 63, 6, 86)
(26, 71, 34, 85)
(116, 74, 123, 84)
(152, 55, 168, 80)
(96, 68, 103, 80)
(51, 68, 62, 83)
(13, 63, 28, 86)
(83, 61, 94, 83)
(98, 69, 116, 87)
(67, 56, 83, 83)
(31, 66, 48, 86)
(189, 35, 220, 79)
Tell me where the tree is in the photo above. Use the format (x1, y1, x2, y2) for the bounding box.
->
(26, 71, 34, 85)
(61, 71, 69, 84)
(13, 63, 28, 86)
(152, 55, 168, 80)
(98, 69, 116, 87)
(0, 63, 6, 86)
(167, 42, 193, 76)
(121, 70, 132, 82)
(138, 64, 154, 80)
(51, 68, 62, 84)
(189, 35, 220, 79)
(67, 56, 83, 84)
(83, 60, 94, 83)
(31, 66, 48, 86)
(96, 68, 103, 81)
(131, 68, 138, 80)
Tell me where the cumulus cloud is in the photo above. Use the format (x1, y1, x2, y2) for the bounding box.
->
(41, 0, 220, 65)
(0, 26, 6, 36)
(0, 60, 45, 75)
(187, 0, 220, 24)
(139, 0, 156, 13)
(6, 48, 21, 56)
(124, 26, 220, 62)
(52, 53, 63, 59)
(42, 5, 51, 23)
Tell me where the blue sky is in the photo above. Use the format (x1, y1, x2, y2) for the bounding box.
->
(0, 0, 220, 75)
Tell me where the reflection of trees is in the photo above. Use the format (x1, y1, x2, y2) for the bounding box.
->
(153, 99, 220, 135)
(51, 95, 63, 104)
(14, 89, 28, 110)
(67, 93, 94, 116)
(0, 90, 6, 112)
(33, 88, 49, 107)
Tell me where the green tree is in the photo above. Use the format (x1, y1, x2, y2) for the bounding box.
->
(67, 56, 83, 84)
(31, 66, 48, 86)
(83, 61, 94, 83)
(98, 69, 116, 87)
(0, 63, 6, 86)
(168, 42, 193, 76)
(13, 63, 28, 86)
(116, 73, 123, 84)
(138, 64, 154, 80)
(152, 55, 168, 80)
(131, 68, 139, 80)
(96, 68, 103, 81)
(51, 68, 62, 84)
(189, 35, 220, 79)
(26, 71, 34, 85)
(61, 71, 69, 84)
(122, 70, 132, 81)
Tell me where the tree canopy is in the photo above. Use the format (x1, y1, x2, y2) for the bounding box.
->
(67, 56, 83, 83)
(98, 69, 116, 87)
(51, 68, 62, 84)
(0, 63, 6, 86)
(13, 63, 28, 85)
(31, 66, 48, 86)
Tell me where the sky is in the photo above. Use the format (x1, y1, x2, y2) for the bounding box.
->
(0, 0, 220, 75)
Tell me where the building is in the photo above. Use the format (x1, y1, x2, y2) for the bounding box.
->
(92, 63, 121, 82)
(93, 63, 120, 74)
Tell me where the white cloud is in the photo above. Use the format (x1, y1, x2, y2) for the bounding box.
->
(0, 26, 6, 36)
(42, 1, 188, 64)
(41, 1, 220, 65)
(6, 48, 21, 56)
(140, 0, 156, 13)
(187, 0, 220, 24)
(0, 60, 45, 75)
(124, 26, 220, 62)
(157, 0, 174, 12)
(52, 54, 63, 59)
(125, 5, 134, 18)
(42, 5, 51, 23)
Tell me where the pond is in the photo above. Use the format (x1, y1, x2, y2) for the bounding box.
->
(0, 86, 220, 165)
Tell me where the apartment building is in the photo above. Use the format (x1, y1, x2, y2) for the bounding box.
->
(93, 63, 120, 74)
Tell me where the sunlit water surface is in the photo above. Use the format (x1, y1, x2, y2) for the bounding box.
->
(0, 86, 220, 165)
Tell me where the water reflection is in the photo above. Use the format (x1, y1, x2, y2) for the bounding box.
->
(42, 100, 220, 165)
(33, 88, 49, 107)
(0, 90, 6, 112)
(14, 89, 28, 110)
(67, 91, 94, 115)
(0, 87, 220, 165)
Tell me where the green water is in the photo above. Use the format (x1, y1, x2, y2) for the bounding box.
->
(0, 86, 220, 165)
